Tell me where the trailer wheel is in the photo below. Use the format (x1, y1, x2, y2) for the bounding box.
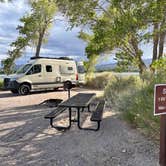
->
(19, 84, 30, 95)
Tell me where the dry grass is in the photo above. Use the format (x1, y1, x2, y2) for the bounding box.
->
(85, 72, 114, 89)
(104, 73, 162, 141)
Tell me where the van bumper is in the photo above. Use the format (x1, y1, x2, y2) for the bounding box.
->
(3, 79, 20, 90)
(78, 80, 86, 84)
(72, 81, 79, 87)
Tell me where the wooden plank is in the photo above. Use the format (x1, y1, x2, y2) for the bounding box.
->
(59, 93, 96, 108)
(44, 107, 66, 119)
(91, 100, 105, 122)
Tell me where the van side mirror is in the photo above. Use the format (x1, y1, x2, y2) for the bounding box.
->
(26, 70, 32, 75)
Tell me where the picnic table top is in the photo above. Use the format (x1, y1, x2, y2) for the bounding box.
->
(59, 93, 96, 108)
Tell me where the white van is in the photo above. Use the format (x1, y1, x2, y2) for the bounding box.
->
(3, 57, 81, 95)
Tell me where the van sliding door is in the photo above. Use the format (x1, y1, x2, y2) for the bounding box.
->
(42, 64, 61, 89)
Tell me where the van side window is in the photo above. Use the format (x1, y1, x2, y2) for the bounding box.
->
(26, 64, 41, 75)
(60, 66, 74, 74)
(68, 67, 73, 71)
(46, 65, 52, 72)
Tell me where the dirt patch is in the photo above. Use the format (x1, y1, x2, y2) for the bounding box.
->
(0, 88, 159, 166)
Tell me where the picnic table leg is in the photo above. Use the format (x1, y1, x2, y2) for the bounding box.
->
(81, 106, 91, 112)
(50, 118, 54, 128)
(48, 109, 72, 131)
(88, 105, 90, 112)
(76, 106, 102, 131)
(81, 108, 84, 112)
(68, 108, 72, 127)
(77, 108, 82, 129)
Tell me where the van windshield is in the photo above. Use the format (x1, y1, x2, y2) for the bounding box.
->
(16, 64, 32, 74)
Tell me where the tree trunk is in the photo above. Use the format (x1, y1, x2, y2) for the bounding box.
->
(138, 56, 147, 74)
(158, 17, 166, 59)
(158, 31, 165, 59)
(130, 35, 147, 74)
(152, 23, 159, 62)
(35, 28, 45, 57)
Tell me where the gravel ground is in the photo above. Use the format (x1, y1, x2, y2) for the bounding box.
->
(0, 88, 159, 166)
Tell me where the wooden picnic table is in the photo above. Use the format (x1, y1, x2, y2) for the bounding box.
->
(58, 93, 96, 129)
(59, 93, 96, 108)
(45, 93, 105, 131)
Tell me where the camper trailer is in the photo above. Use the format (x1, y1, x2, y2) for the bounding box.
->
(3, 57, 83, 95)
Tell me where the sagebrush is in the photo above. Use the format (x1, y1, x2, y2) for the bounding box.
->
(104, 72, 164, 141)
(85, 72, 114, 89)
(0, 80, 3, 90)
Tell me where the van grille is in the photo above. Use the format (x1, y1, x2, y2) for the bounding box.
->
(4, 78, 10, 88)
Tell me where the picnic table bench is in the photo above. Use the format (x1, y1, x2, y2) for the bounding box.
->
(44, 93, 105, 131)
(44, 107, 66, 127)
(90, 100, 105, 131)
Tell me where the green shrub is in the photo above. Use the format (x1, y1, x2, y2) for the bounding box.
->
(85, 72, 115, 89)
(104, 73, 163, 140)
(121, 83, 160, 140)
(104, 75, 141, 110)
(0, 80, 3, 90)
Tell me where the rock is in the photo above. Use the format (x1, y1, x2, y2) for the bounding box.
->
(122, 149, 127, 153)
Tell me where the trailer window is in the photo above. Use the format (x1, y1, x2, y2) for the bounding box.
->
(46, 65, 52, 72)
(27, 64, 41, 75)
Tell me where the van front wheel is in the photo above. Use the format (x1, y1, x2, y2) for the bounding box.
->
(19, 84, 30, 95)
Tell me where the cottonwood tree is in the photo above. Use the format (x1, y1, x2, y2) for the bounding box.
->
(56, 0, 166, 74)
(3, 0, 57, 74)
(150, 0, 166, 62)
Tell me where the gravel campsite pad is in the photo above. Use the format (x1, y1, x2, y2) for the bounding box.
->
(0, 88, 159, 166)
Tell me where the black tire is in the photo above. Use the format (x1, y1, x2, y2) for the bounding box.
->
(63, 81, 72, 91)
(54, 87, 59, 91)
(11, 89, 18, 94)
(18, 84, 30, 95)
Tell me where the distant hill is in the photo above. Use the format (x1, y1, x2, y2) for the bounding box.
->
(95, 63, 116, 71)
(95, 59, 152, 72)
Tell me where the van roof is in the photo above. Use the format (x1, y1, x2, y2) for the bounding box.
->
(30, 57, 73, 61)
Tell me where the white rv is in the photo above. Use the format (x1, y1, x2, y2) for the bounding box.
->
(3, 57, 84, 95)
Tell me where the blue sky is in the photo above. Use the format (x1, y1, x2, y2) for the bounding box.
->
(0, 1, 165, 67)
(0, 0, 87, 66)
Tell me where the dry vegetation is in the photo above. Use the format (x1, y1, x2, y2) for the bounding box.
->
(86, 71, 162, 141)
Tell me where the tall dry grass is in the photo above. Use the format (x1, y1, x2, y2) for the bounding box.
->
(85, 72, 114, 89)
(104, 71, 164, 141)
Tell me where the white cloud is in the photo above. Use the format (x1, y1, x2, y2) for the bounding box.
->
(0, 0, 29, 15)
(40, 47, 55, 54)
(0, 36, 11, 42)
(0, 0, 87, 65)
(25, 46, 66, 55)
(0, 53, 9, 61)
